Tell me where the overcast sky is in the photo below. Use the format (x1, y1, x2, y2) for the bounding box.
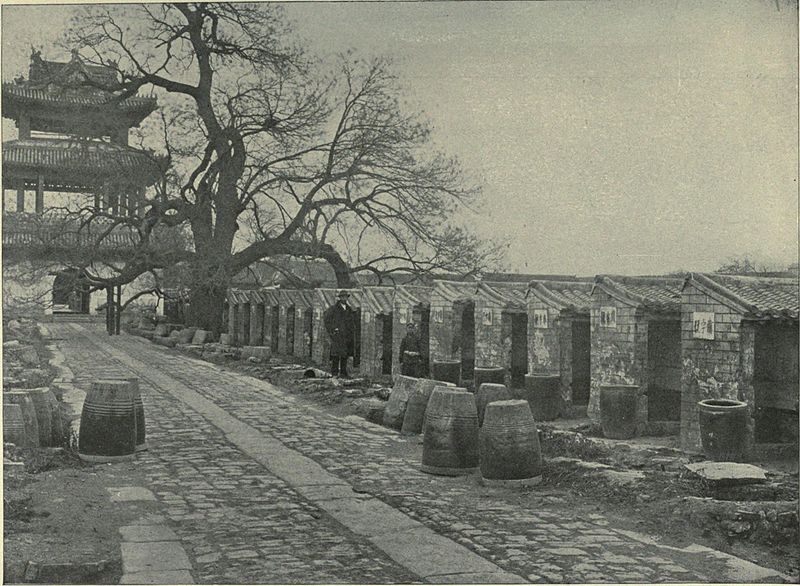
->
(2, 1, 797, 276)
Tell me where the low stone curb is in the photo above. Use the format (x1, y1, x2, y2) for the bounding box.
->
(21, 559, 112, 583)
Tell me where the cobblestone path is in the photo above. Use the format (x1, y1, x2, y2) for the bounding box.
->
(52, 323, 788, 584)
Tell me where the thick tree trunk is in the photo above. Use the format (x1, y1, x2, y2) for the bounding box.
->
(186, 279, 228, 337)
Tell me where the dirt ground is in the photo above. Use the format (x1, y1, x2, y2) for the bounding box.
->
(3, 450, 157, 584)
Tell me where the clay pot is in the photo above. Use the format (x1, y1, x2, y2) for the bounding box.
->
(599, 384, 639, 439)
(421, 387, 478, 476)
(479, 399, 542, 485)
(698, 399, 749, 462)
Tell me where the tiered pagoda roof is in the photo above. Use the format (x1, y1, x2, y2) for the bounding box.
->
(2, 50, 162, 192)
(2, 50, 156, 133)
(2, 138, 164, 191)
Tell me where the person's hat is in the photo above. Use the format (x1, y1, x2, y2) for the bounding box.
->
(336, 290, 350, 298)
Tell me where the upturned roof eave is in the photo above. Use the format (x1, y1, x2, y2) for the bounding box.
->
(686, 273, 799, 320)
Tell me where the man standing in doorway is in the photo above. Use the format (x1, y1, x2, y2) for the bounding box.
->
(324, 290, 355, 378)
(399, 322, 422, 377)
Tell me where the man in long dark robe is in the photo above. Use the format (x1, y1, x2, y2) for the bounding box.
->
(323, 290, 355, 377)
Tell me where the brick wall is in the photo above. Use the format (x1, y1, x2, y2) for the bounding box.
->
(429, 297, 456, 362)
(473, 298, 505, 368)
(680, 281, 751, 453)
(227, 303, 237, 343)
(588, 289, 644, 426)
(292, 307, 311, 359)
(527, 299, 560, 376)
(526, 300, 588, 406)
(312, 303, 330, 366)
(361, 309, 379, 375)
(262, 304, 275, 352)
(277, 305, 289, 355)
(249, 302, 264, 346)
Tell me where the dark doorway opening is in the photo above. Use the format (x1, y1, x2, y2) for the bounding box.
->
(413, 306, 431, 377)
(647, 320, 681, 421)
(270, 306, 280, 353)
(455, 301, 475, 381)
(232, 304, 241, 345)
(571, 318, 591, 405)
(753, 321, 799, 444)
(52, 269, 90, 313)
(286, 306, 296, 355)
(242, 303, 251, 346)
(509, 312, 528, 388)
(353, 308, 362, 368)
(378, 313, 393, 375)
(254, 303, 265, 346)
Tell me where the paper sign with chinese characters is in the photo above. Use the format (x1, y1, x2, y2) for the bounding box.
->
(432, 307, 444, 323)
(692, 312, 715, 340)
(482, 309, 493, 326)
(399, 308, 408, 324)
(533, 309, 549, 328)
(600, 306, 616, 328)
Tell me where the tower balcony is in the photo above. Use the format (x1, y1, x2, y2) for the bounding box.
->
(2, 211, 188, 263)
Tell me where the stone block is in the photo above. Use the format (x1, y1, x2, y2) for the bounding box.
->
(191, 329, 211, 345)
(120, 525, 179, 542)
(109, 486, 157, 502)
(219, 333, 232, 346)
(684, 462, 768, 486)
(121, 542, 191, 573)
(241, 346, 270, 362)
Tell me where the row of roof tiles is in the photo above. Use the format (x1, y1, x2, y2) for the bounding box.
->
(227, 273, 798, 320)
(3, 82, 157, 112)
(2, 139, 163, 175)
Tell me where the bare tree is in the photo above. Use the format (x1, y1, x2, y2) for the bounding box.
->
(63, 3, 503, 334)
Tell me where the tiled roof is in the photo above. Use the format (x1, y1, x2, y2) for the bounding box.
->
(3, 138, 163, 181)
(432, 280, 477, 303)
(529, 280, 593, 313)
(394, 285, 433, 307)
(3, 82, 157, 113)
(482, 272, 579, 283)
(279, 289, 315, 308)
(362, 287, 394, 315)
(593, 275, 682, 312)
(477, 282, 528, 310)
(29, 52, 120, 87)
(259, 288, 280, 305)
(687, 273, 799, 320)
(314, 288, 363, 308)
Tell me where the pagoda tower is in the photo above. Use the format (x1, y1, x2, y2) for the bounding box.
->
(2, 49, 162, 317)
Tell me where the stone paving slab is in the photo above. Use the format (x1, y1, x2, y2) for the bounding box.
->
(109, 486, 157, 502)
(430, 571, 528, 584)
(121, 541, 192, 573)
(372, 526, 512, 579)
(120, 524, 179, 542)
(119, 569, 195, 584)
(315, 497, 423, 537)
